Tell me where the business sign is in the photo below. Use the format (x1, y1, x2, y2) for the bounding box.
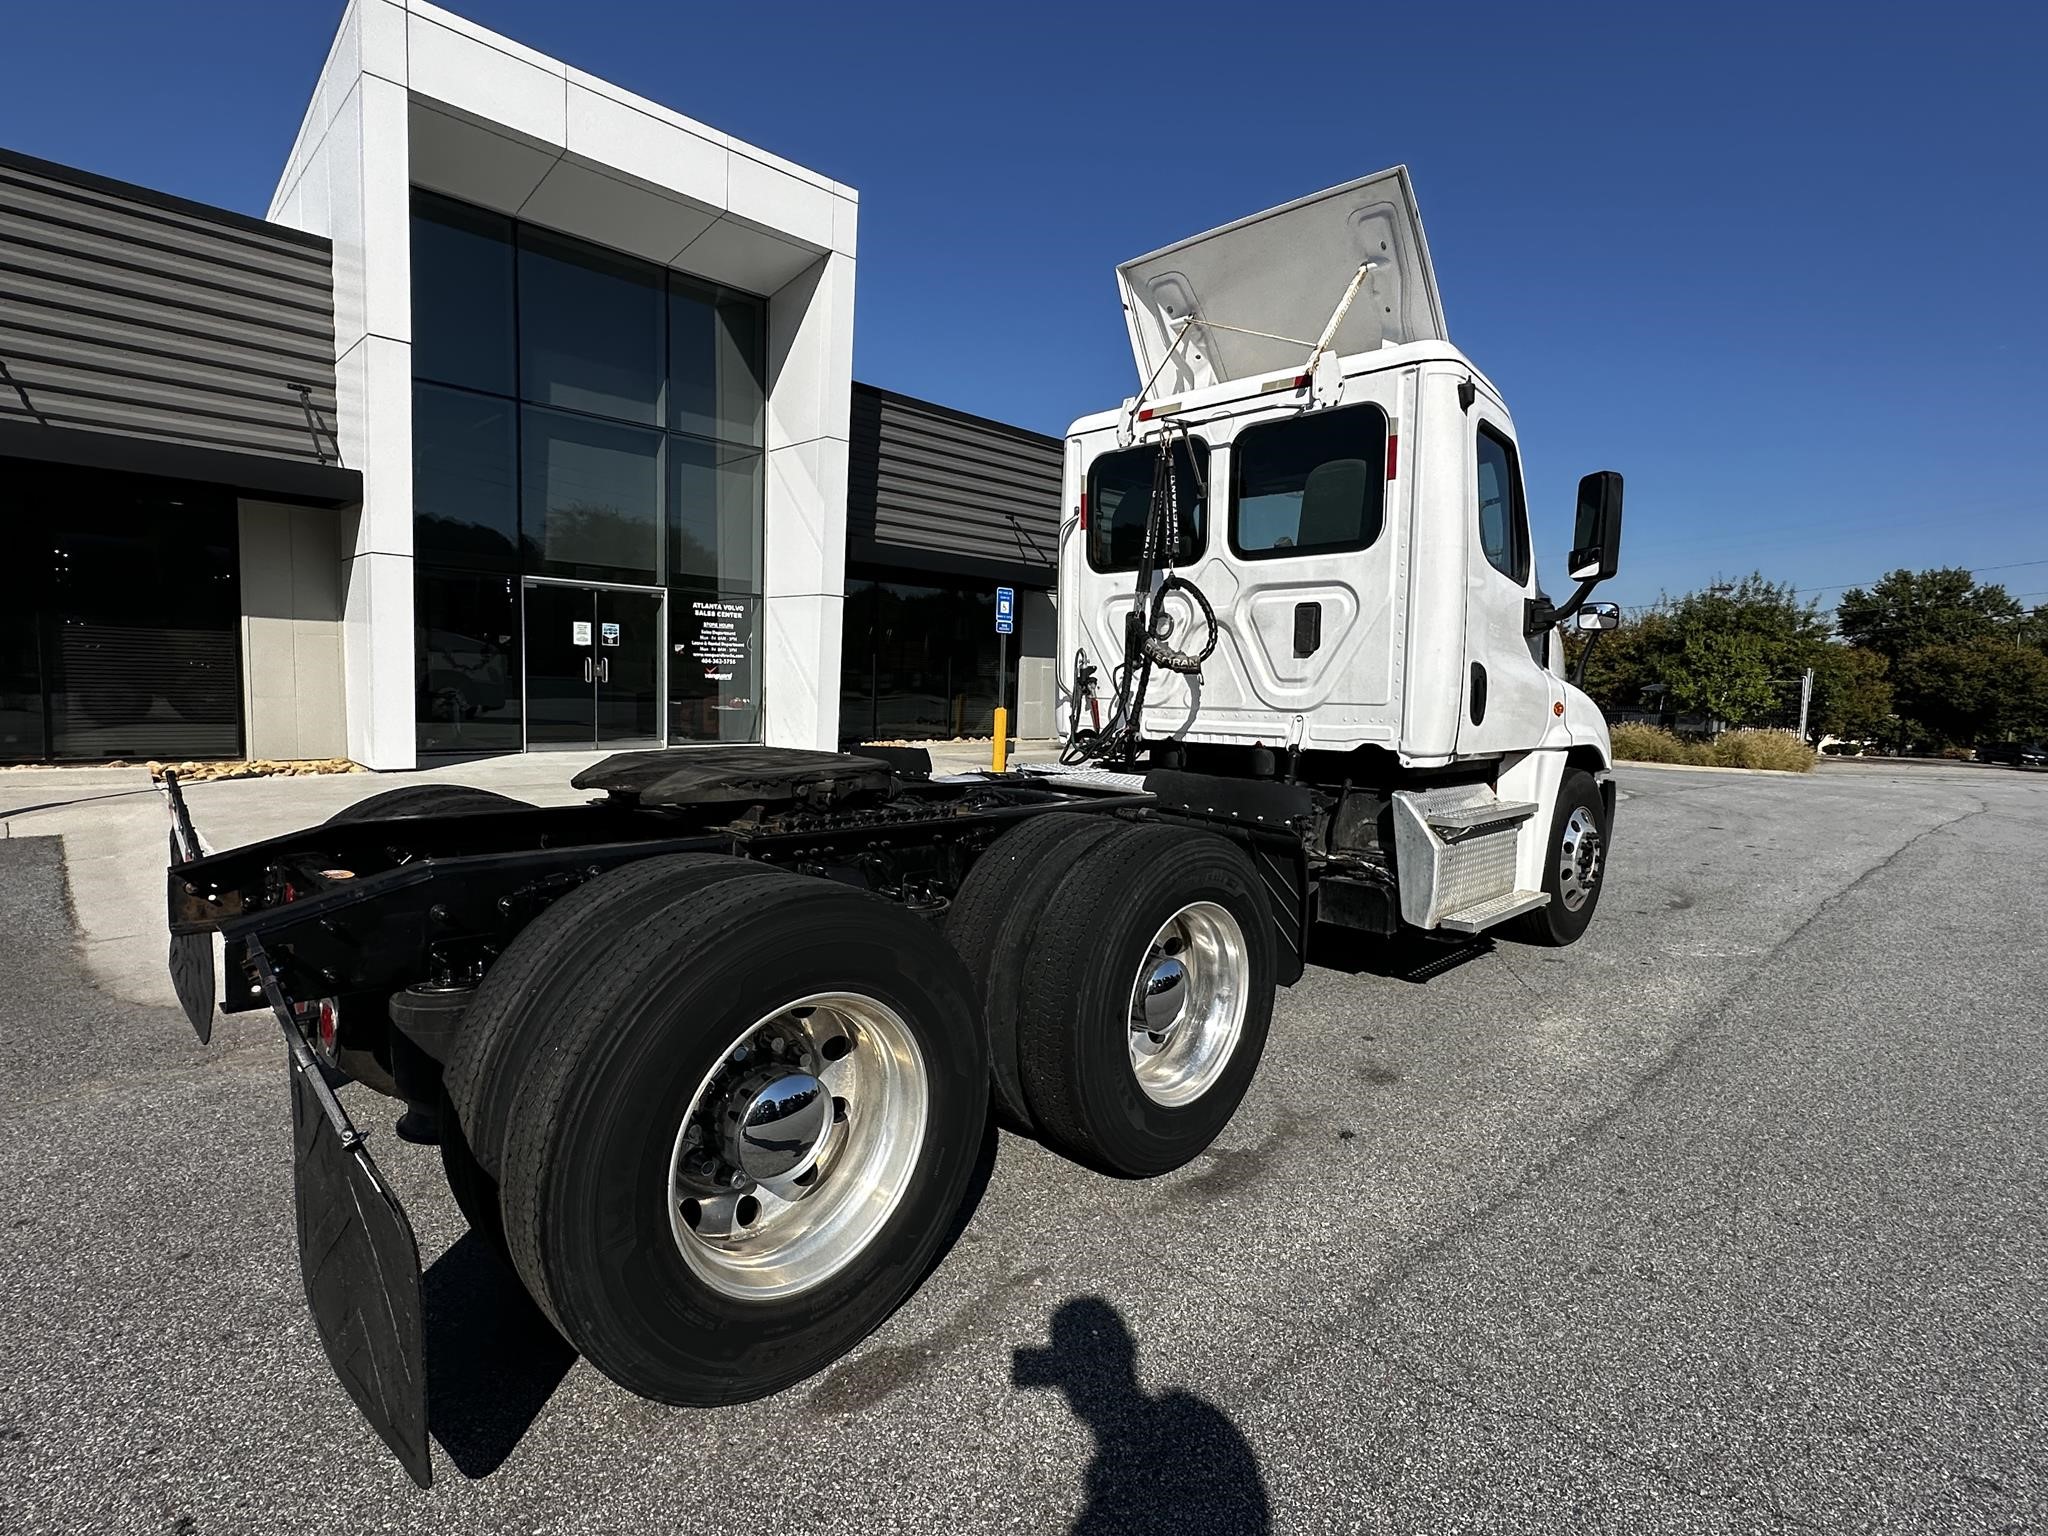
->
(600, 621, 621, 647)
(995, 585, 1015, 636)
(571, 620, 592, 647)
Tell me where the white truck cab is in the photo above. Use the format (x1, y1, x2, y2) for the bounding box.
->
(1057, 167, 1624, 941)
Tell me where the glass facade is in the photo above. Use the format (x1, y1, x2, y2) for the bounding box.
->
(0, 460, 242, 761)
(410, 190, 767, 754)
(839, 571, 1026, 743)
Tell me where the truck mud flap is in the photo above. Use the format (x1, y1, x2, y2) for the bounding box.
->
(168, 925, 217, 1043)
(289, 1052, 433, 1487)
(164, 774, 217, 1044)
(250, 936, 432, 1487)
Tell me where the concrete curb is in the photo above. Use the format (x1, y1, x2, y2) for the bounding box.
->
(1614, 758, 1815, 780)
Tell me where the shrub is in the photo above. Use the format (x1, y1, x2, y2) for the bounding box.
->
(1939, 745, 1975, 761)
(1609, 722, 1710, 765)
(1705, 729, 1816, 773)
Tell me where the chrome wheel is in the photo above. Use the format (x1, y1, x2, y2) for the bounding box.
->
(668, 992, 928, 1302)
(1558, 805, 1604, 912)
(1126, 900, 1250, 1108)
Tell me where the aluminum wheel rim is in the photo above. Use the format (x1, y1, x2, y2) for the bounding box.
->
(1558, 805, 1604, 912)
(1126, 900, 1249, 1108)
(667, 991, 928, 1302)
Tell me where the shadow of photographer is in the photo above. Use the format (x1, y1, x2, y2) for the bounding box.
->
(1014, 1296, 1270, 1535)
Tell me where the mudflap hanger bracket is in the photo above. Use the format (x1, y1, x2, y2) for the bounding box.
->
(247, 936, 433, 1488)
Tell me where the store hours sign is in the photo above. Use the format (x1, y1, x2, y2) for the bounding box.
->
(683, 598, 753, 689)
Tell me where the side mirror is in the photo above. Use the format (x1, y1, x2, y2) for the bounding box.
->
(1574, 601, 1620, 632)
(1568, 471, 1624, 582)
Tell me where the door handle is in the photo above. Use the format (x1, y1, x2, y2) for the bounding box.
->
(1292, 602, 1322, 658)
(600, 658, 609, 684)
(584, 656, 593, 684)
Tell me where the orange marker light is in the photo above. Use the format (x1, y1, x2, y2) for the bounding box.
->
(1553, 701, 1566, 716)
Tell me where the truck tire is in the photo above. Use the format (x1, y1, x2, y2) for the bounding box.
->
(497, 875, 990, 1404)
(324, 784, 530, 823)
(945, 811, 1130, 1131)
(1015, 822, 1276, 1178)
(439, 1090, 508, 1263)
(443, 854, 777, 1180)
(1510, 768, 1608, 946)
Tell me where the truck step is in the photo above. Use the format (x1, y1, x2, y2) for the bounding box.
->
(1425, 799, 1539, 832)
(1436, 889, 1550, 933)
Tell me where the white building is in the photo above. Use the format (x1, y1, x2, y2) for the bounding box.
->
(0, 2, 1059, 770)
(269, 0, 857, 768)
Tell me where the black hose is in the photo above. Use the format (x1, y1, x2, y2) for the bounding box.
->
(1066, 427, 1219, 764)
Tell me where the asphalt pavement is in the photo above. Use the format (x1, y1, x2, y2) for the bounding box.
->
(2, 760, 2044, 1534)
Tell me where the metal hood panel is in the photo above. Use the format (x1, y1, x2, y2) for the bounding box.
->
(1116, 166, 1446, 394)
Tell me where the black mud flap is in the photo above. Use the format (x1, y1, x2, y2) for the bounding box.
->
(164, 777, 218, 1043)
(169, 929, 217, 1043)
(248, 935, 432, 1487)
(289, 1051, 433, 1487)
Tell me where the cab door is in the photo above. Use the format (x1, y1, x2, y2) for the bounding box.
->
(1456, 414, 1555, 755)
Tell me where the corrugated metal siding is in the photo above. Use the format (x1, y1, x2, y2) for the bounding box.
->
(848, 384, 1061, 579)
(0, 151, 341, 467)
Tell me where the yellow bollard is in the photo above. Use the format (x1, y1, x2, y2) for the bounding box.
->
(992, 707, 1009, 773)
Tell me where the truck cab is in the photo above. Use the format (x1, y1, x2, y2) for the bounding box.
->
(1058, 167, 1623, 937)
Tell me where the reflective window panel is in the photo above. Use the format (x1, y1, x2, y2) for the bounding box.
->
(517, 227, 664, 425)
(520, 407, 663, 585)
(410, 194, 516, 396)
(413, 384, 518, 568)
(415, 568, 522, 755)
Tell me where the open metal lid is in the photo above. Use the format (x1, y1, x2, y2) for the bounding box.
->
(1116, 166, 1447, 395)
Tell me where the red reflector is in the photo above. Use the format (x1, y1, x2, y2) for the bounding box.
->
(1078, 492, 1089, 532)
(1293, 373, 1309, 389)
(316, 998, 339, 1055)
(1386, 435, 1400, 479)
(1137, 407, 1156, 421)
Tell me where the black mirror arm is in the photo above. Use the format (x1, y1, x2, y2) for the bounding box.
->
(1571, 626, 1602, 689)
(1525, 575, 1602, 636)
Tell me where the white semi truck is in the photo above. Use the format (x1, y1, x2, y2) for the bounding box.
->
(162, 167, 1622, 1485)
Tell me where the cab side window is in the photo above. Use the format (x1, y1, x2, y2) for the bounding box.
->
(1475, 425, 1530, 585)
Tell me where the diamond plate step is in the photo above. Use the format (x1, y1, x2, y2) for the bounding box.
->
(1426, 799, 1539, 831)
(1436, 888, 1550, 933)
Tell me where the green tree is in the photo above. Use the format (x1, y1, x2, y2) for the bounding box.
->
(1575, 574, 1829, 728)
(1892, 637, 2048, 746)
(1808, 644, 1893, 740)
(1835, 568, 2023, 665)
(1663, 627, 1779, 722)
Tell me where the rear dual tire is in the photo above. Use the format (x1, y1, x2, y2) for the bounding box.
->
(953, 816, 1277, 1179)
(447, 857, 990, 1404)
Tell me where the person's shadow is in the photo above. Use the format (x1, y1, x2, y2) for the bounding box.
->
(1013, 1297, 1271, 1535)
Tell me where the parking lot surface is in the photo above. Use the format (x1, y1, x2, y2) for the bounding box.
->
(3, 760, 2044, 1534)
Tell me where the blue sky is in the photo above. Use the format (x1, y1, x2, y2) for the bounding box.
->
(5, 1, 2043, 612)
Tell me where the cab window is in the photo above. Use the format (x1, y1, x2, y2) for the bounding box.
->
(1229, 403, 1388, 559)
(1086, 438, 1209, 572)
(1475, 425, 1530, 584)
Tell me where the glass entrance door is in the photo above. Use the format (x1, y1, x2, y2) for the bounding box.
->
(523, 581, 664, 749)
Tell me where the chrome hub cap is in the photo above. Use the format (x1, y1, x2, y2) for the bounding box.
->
(728, 1070, 831, 1182)
(1126, 901, 1249, 1108)
(1558, 805, 1604, 912)
(668, 992, 927, 1301)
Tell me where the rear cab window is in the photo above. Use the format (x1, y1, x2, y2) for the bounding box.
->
(1229, 403, 1388, 559)
(1086, 438, 1209, 572)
